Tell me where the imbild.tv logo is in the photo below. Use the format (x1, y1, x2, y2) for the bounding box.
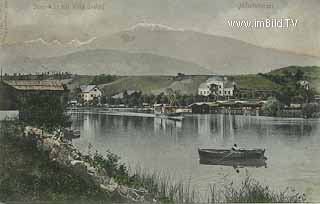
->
(228, 18, 298, 29)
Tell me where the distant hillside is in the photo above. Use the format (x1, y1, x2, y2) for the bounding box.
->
(5, 49, 212, 75)
(268, 66, 320, 92)
(66, 66, 320, 96)
(229, 75, 281, 90)
(268, 66, 320, 77)
(97, 75, 209, 96)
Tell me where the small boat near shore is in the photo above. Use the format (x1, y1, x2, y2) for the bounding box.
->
(198, 148, 267, 168)
(198, 148, 266, 160)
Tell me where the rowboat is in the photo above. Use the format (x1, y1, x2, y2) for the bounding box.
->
(198, 148, 266, 160)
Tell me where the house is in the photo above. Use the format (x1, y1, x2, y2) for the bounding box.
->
(1, 80, 68, 110)
(79, 85, 102, 103)
(198, 76, 236, 97)
(0, 80, 68, 120)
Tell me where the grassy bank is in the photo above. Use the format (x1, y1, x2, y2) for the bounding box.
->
(0, 121, 113, 203)
(0, 121, 307, 203)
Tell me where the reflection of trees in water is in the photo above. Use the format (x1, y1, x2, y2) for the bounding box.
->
(195, 114, 318, 144)
(154, 118, 182, 132)
(271, 123, 314, 139)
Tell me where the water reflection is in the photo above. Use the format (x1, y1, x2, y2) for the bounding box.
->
(199, 158, 267, 168)
(154, 117, 182, 131)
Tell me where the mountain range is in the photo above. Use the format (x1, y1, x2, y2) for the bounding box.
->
(2, 23, 319, 75)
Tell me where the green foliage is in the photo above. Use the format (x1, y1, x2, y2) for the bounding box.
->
(92, 150, 124, 178)
(262, 97, 282, 117)
(89, 151, 199, 203)
(0, 123, 110, 202)
(17, 93, 71, 131)
(104, 90, 207, 107)
(302, 103, 320, 118)
(91, 74, 117, 85)
(224, 177, 306, 203)
(276, 83, 316, 105)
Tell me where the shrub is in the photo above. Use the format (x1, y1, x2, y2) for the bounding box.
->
(224, 177, 306, 203)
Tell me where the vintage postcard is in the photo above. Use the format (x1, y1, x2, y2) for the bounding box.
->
(0, 0, 319, 203)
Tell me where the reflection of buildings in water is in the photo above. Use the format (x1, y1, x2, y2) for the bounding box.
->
(153, 117, 182, 144)
(197, 115, 211, 136)
(154, 117, 182, 132)
(197, 114, 243, 144)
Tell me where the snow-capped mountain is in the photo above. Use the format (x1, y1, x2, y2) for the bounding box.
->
(24, 37, 97, 48)
(127, 23, 185, 32)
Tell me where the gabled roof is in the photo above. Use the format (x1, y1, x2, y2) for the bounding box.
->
(79, 85, 97, 93)
(4, 80, 65, 91)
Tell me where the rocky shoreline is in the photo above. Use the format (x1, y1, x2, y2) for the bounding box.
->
(22, 126, 151, 203)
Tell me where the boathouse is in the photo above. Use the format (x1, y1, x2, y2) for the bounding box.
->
(0, 80, 68, 120)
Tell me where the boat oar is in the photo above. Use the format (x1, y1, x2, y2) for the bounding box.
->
(217, 151, 234, 162)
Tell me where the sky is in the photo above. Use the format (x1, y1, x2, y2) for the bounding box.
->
(4, 0, 320, 57)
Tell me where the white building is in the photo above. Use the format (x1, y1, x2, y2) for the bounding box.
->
(79, 85, 102, 102)
(198, 76, 236, 97)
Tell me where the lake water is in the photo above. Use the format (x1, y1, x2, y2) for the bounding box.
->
(71, 113, 320, 201)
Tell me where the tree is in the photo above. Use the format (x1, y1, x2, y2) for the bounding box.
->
(18, 93, 71, 131)
(100, 96, 107, 105)
(91, 74, 117, 85)
(302, 103, 320, 118)
(294, 70, 304, 81)
(262, 97, 282, 117)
